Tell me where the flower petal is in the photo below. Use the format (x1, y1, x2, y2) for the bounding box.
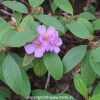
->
(34, 48, 44, 58)
(24, 44, 35, 54)
(37, 25, 46, 35)
(47, 26, 56, 35)
(56, 38, 62, 46)
(53, 46, 60, 53)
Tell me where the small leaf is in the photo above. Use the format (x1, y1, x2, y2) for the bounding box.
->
(89, 94, 100, 100)
(35, 14, 65, 34)
(92, 19, 100, 30)
(50, 2, 57, 13)
(2, 1, 28, 13)
(22, 54, 34, 67)
(3, 55, 22, 94)
(90, 47, 100, 62)
(62, 45, 87, 73)
(66, 21, 93, 39)
(20, 15, 39, 33)
(74, 73, 88, 99)
(79, 12, 96, 20)
(28, 0, 44, 8)
(13, 12, 22, 24)
(43, 52, 63, 80)
(80, 50, 96, 87)
(93, 83, 100, 95)
(33, 58, 47, 77)
(77, 18, 94, 34)
(54, 0, 73, 15)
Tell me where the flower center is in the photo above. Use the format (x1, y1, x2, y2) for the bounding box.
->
(34, 41, 41, 46)
(43, 33, 49, 39)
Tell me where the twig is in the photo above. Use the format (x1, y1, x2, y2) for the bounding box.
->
(0, 9, 12, 15)
(45, 73, 50, 89)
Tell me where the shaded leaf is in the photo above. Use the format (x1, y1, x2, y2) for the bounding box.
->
(43, 52, 63, 80)
(62, 45, 87, 73)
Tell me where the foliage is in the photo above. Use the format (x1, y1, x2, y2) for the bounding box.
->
(0, 0, 100, 100)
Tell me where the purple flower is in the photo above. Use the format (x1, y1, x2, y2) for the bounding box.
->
(24, 25, 62, 58)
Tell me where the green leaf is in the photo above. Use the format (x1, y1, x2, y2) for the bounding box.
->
(12, 54, 31, 97)
(20, 15, 39, 33)
(13, 12, 22, 24)
(90, 48, 100, 76)
(62, 45, 87, 73)
(2, 30, 37, 47)
(19, 66, 31, 97)
(93, 83, 100, 95)
(0, 18, 12, 47)
(3, 55, 22, 94)
(90, 47, 100, 62)
(0, 96, 6, 100)
(50, 2, 57, 13)
(28, 0, 44, 8)
(77, 18, 94, 34)
(89, 94, 100, 100)
(2, 1, 28, 13)
(0, 87, 11, 99)
(22, 54, 34, 67)
(0, 53, 6, 82)
(3, 54, 31, 97)
(54, 0, 73, 15)
(92, 19, 100, 30)
(32, 89, 75, 100)
(33, 58, 47, 77)
(43, 52, 63, 80)
(79, 12, 96, 20)
(35, 14, 65, 34)
(66, 21, 93, 39)
(74, 73, 88, 99)
(80, 50, 96, 87)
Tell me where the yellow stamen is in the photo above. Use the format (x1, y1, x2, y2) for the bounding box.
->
(43, 34, 48, 39)
(34, 41, 40, 46)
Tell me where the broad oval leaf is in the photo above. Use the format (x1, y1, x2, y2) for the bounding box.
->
(28, 0, 44, 8)
(79, 12, 96, 20)
(35, 14, 65, 34)
(20, 15, 39, 33)
(62, 45, 87, 73)
(2, 30, 37, 47)
(66, 21, 93, 39)
(3, 55, 22, 94)
(74, 74, 88, 99)
(77, 18, 94, 34)
(10, 54, 31, 97)
(92, 19, 100, 30)
(80, 50, 96, 87)
(90, 48, 100, 76)
(2, 1, 28, 13)
(90, 47, 100, 62)
(54, 0, 73, 15)
(43, 52, 63, 80)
